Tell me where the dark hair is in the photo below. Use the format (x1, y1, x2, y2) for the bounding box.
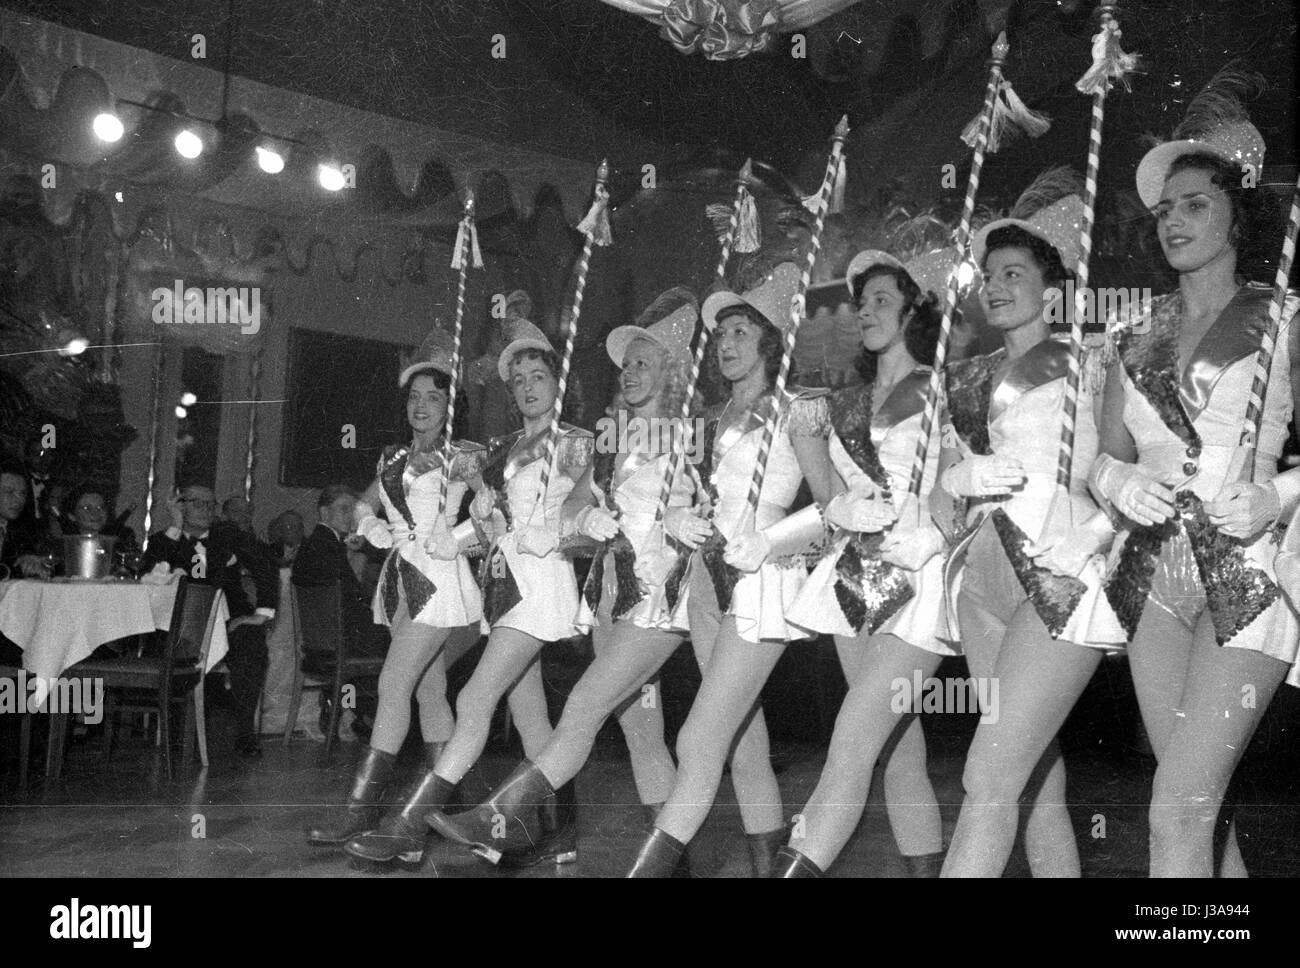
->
(506, 347, 562, 381)
(399, 368, 468, 441)
(0, 459, 27, 482)
(65, 487, 110, 518)
(317, 483, 356, 509)
(1165, 152, 1284, 281)
(981, 224, 1073, 288)
(852, 265, 944, 382)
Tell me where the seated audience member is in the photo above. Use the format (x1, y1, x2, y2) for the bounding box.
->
(1, 460, 48, 666)
(141, 484, 278, 759)
(292, 485, 389, 660)
(63, 487, 140, 558)
(221, 495, 254, 535)
(266, 509, 306, 566)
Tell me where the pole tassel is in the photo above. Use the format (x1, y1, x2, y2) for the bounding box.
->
(1076, 15, 1142, 97)
(736, 190, 761, 253)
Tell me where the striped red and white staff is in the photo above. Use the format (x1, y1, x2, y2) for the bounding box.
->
(436, 189, 480, 519)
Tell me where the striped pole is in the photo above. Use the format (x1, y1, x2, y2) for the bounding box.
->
(1238, 172, 1300, 481)
(141, 342, 165, 550)
(437, 189, 476, 519)
(908, 32, 1009, 497)
(242, 346, 262, 502)
(652, 158, 753, 526)
(746, 117, 848, 516)
(1056, 6, 1123, 497)
(532, 159, 611, 520)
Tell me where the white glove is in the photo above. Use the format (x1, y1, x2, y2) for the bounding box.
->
(424, 523, 460, 561)
(879, 520, 946, 572)
(940, 455, 1026, 498)
(1090, 453, 1176, 527)
(1024, 511, 1115, 578)
(635, 546, 679, 587)
(517, 525, 559, 558)
(576, 506, 621, 541)
(825, 492, 897, 533)
(663, 507, 712, 549)
(1204, 481, 1281, 541)
(357, 514, 393, 550)
(723, 529, 771, 573)
(470, 488, 497, 521)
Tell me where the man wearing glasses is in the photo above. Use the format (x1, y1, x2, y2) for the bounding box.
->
(142, 484, 278, 759)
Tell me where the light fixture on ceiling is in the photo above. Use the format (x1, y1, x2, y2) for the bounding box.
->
(174, 128, 204, 159)
(255, 144, 285, 174)
(318, 162, 346, 191)
(92, 112, 124, 143)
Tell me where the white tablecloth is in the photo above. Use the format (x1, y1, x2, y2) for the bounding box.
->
(0, 579, 229, 680)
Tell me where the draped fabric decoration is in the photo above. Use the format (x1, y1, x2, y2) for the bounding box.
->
(593, 0, 1014, 60)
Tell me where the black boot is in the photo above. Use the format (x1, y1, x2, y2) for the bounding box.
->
(627, 828, 686, 878)
(306, 747, 396, 845)
(903, 850, 945, 878)
(427, 760, 576, 866)
(343, 768, 455, 865)
(644, 803, 691, 878)
(746, 826, 787, 878)
(771, 845, 824, 878)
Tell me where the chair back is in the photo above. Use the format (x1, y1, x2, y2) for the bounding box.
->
(165, 579, 221, 671)
(292, 581, 346, 669)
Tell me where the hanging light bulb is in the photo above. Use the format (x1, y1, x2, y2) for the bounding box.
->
(60, 335, 90, 356)
(175, 405, 188, 419)
(255, 145, 285, 174)
(180, 391, 198, 407)
(318, 162, 346, 191)
(93, 112, 124, 143)
(956, 259, 977, 290)
(174, 128, 204, 159)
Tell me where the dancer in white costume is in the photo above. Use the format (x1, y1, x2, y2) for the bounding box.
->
(346, 314, 593, 867)
(939, 168, 1126, 878)
(623, 262, 862, 877)
(776, 248, 958, 877)
(1092, 70, 1300, 877)
(428, 289, 708, 868)
(306, 329, 484, 847)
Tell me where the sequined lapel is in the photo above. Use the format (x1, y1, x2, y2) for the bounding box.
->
(871, 368, 930, 445)
(480, 431, 523, 492)
(613, 449, 658, 491)
(989, 338, 1071, 425)
(1179, 286, 1272, 420)
(828, 381, 890, 493)
(1117, 295, 1200, 449)
(504, 428, 553, 482)
(379, 447, 415, 530)
(944, 350, 1005, 456)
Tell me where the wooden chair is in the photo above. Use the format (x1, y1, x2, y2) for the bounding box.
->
(283, 581, 385, 756)
(65, 579, 220, 780)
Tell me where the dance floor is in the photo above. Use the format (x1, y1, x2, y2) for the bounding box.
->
(3, 648, 1300, 878)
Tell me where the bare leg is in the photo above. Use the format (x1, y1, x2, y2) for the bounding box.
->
(369, 608, 452, 755)
(882, 715, 944, 857)
(1128, 604, 1249, 877)
(413, 649, 453, 743)
(792, 634, 943, 870)
(434, 626, 545, 783)
(656, 617, 786, 842)
(942, 599, 1101, 877)
(505, 655, 553, 760)
(534, 620, 684, 801)
(1147, 611, 1285, 877)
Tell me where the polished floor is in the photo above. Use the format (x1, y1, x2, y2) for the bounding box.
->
(3, 649, 1300, 877)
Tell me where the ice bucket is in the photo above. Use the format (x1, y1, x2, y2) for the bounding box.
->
(63, 533, 118, 580)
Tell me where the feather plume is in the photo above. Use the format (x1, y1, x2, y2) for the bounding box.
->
(1173, 63, 1265, 141)
(1009, 166, 1085, 221)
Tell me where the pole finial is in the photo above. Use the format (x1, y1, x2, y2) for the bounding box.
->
(833, 114, 850, 141)
(596, 158, 611, 185)
(463, 188, 475, 215)
(991, 30, 1010, 63)
(739, 157, 754, 183)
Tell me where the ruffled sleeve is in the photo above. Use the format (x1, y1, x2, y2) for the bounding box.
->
(783, 390, 831, 439)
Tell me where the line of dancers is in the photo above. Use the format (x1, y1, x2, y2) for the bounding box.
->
(305, 71, 1300, 877)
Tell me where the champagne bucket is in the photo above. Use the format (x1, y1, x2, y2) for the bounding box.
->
(63, 533, 118, 580)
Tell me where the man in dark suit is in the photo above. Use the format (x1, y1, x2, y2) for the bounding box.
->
(292, 485, 388, 659)
(141, 483, 277, 758)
